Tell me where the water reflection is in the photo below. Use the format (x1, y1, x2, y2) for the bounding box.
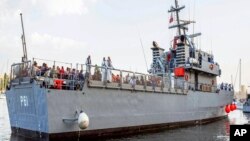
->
(1, 96, 249, 141)
(109, 112, 250, 141)
(0, 95, 11, 141)
(228, 109, 249, 124)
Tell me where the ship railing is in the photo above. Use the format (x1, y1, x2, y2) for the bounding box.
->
(85, 64, 228, 94)
(10, 61, 33, 85)
(9, 58, 85, 90)
(86, 64, 189, 94)
(30, 58, 72, 80)
(32, 72, 85, 90)
(187, 82, 218, 93)
(33, 57, 73, 68)
(9, 60, 231, 93)
(217, 83, 234, 92)
(32, 58, 73, 77)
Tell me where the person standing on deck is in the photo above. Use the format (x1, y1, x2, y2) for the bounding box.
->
(31, 61, 40, 77)
(86, 55, 91, 77)
(59, 66, 65, 79)
(101, 57, 107, 82)
(107, 56, 113, 83)
(129, 76, 136, 93)
(50, 65, 56, 78)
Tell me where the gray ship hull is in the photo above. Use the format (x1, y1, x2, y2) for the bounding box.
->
(6, 81, 233, 140)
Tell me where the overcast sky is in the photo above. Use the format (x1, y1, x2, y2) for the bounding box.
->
(0, 0, 249, 90)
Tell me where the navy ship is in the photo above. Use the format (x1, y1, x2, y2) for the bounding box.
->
(243, 94, 250, 113)
(6, 0, 234, 140)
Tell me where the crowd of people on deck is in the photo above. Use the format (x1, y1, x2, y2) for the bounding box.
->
(27, 55, 228, 91)
(92, 68, 162, 88)
(13, 54, 235, 92)
(32, 61, 84, 81)
(29, 56, 115, 88)
(29, 55, 163, 89)
(220, 83, 233, 91)
(81, 56, 162, 88)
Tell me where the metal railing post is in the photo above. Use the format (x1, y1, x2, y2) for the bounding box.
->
(119, 70, 122, 88)
(104, 67, 107, 87)
(161, 76, 164, 92)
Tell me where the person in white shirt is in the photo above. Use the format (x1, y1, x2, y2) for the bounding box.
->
(107, 56, 113, 82)
(101, 57, 107, 82)
(31, 61, 40, 77)
(130, 76, 136, 89)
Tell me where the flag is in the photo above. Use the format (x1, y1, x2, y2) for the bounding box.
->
(169, 13, 173, 23)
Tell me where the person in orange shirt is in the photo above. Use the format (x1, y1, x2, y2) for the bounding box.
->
(116, 74, 120, 83)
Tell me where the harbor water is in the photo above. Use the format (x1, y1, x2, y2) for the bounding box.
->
(1, 95, 249, 141)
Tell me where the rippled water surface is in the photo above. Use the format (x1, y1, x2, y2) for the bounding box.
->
(0, 94, 11, 141)
(0, 94, 249, 141)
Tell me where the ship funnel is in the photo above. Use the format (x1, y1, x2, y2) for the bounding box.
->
(78, 112, 89, 129)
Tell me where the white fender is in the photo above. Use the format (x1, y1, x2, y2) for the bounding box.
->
(78, 112, 89, 129)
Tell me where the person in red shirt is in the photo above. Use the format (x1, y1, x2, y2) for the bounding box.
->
(59, 66, 65, 79)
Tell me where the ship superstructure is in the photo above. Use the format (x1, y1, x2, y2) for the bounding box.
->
(5, 0, 234, 140)
(149, 0, 221, 93)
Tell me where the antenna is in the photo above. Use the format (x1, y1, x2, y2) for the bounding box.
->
(239, 59, 241, 91)
(193, 0, 196, 36)
(231, 75, 233, 85)
(234, 59, 241, 91)
(138, 31, 149, 71)
(210, 39, 213, 55)
(20, 13, 28, 62)
(234, 61, 239, 88)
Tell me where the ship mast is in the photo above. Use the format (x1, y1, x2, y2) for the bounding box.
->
(174, 0, 181, 35)
(168, 0, 185, 36)
(20, 13, 28, 62)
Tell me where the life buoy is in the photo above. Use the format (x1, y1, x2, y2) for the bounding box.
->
(184, 74, 188, 81)
(209, 64, 214, 70)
